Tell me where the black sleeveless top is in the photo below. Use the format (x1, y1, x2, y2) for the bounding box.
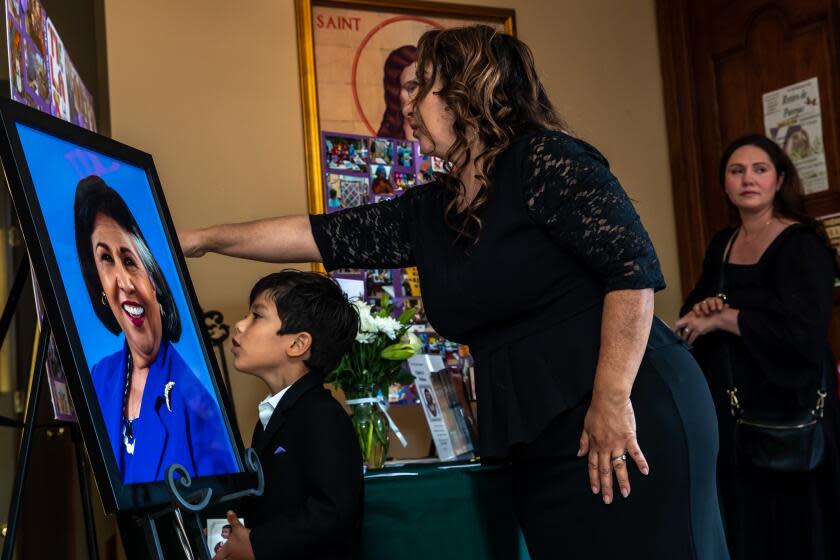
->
(310, 130, 666, 457)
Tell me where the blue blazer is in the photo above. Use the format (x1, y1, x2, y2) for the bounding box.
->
(91, 339, 238, 484)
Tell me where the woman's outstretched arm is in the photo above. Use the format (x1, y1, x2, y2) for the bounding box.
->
(178, 215, 321, 263)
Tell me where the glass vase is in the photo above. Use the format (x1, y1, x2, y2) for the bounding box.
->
(346, 386, 390, 471)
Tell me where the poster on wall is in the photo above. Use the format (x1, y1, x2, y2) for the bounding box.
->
(762, 77, 828, 195)
(311, 3, 510, 138)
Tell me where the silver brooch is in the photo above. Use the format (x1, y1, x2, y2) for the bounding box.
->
(164, 381, 175, 412)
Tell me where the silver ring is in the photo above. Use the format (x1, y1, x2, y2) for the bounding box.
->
(682, 326, 691, 334)
(611, 453, 627, 463)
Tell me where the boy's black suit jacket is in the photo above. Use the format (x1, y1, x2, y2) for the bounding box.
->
(242, 371, 363, 559)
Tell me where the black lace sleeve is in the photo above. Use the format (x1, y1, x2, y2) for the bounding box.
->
(309, 186, 427, 271)
(523, 133, 665, 292)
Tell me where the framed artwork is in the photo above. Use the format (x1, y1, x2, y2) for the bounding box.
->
(295, 0, 515, 214)
(0, 98, 252, 512)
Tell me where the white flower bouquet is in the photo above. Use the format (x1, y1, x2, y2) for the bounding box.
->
(328, 294, 421, 396)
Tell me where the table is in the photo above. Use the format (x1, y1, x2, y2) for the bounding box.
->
(363, 461, 531, 559)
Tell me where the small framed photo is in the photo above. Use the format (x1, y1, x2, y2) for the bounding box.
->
(416, 152, 435, 185)
(46, 334, 76, 420)
(393, 171, 415, 191)
(366, 268, 395, 300)
(369, 164, 394, 196)
(430, 155, 447, 173)
(368, 137, 394, 166)
(399, 267, 421, 298)
(325, 173, 370, 211)
(332, 271, 366, 301)
(394, 140, 414, 169)
(323, 133, 369, 175)
(206, 517, 243, 555)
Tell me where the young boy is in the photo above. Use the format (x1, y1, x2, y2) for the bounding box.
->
(214, 270, 362, 560)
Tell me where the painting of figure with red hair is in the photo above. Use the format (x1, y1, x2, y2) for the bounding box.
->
(310, 3, 509, 137)
(376, 45, 417, 140)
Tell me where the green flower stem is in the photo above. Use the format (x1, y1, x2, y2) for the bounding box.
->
(365, 411, 374, 459)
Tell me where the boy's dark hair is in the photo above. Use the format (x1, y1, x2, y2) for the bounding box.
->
(250, 269, 359, 374)
(222, 524, 232, 531)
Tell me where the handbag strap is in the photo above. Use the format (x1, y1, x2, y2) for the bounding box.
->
(717, 228, 738, 303)
(717, 229, 741, 416)
(717, 226, 827, 418)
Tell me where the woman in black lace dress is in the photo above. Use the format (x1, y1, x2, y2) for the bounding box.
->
(181, 26, 727, 559)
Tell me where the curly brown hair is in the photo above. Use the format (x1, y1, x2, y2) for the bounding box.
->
(411, 25, 568, 241)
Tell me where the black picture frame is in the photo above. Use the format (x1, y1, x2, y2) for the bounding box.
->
(0, 97, 254, 513)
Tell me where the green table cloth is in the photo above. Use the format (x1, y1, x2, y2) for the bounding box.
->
(363, 462, 531, 559)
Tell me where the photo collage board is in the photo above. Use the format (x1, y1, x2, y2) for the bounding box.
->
(322, 131, 441, 209)
(6, 0, 99, 422)
(6, 0, 97, 131)
(320, 131, 471, 404)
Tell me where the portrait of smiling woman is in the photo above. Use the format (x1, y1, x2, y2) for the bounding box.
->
(74, 175, 237, 484)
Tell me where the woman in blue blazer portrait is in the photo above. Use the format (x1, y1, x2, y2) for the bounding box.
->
(74, 175, 237, 484)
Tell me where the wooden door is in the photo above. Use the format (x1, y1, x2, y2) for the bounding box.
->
(657, 0, 840, 352)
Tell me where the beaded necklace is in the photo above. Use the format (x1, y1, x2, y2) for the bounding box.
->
(121, 352, 136, 455)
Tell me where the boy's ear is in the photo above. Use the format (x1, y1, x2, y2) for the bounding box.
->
(285, 331, 313, 359)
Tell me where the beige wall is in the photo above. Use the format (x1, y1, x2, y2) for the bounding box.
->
(104, 0, 678, 444)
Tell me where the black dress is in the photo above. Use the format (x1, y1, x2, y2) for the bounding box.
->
(682, 225, 840, 560)
(311, 130, 728, 559)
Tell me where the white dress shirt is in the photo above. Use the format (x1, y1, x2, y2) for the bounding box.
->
(258, 385, 291, 429)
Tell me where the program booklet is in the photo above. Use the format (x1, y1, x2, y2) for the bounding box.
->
(408, 354, 475, 461)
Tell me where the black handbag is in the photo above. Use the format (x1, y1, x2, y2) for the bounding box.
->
(718, 228, 827, 473)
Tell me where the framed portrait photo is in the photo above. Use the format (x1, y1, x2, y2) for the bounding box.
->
(295, 0, 515, 214)
(0, 98, 253, 513)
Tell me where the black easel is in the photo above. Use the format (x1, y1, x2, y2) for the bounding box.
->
(0, 259, 100, 560)
(121, 448, 264, 560)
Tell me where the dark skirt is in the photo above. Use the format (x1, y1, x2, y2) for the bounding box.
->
(510, 341, 728, 560)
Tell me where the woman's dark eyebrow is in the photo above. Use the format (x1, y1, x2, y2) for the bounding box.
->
(117, 246, 137, 257)
(96, 242, 139, 260)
